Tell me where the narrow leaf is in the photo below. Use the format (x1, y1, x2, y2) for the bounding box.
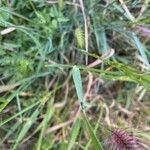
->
(82, 112, 104, 150)
(67, 119, 81, 150)
(12, 108, 39, 150)
(36, 100, 54, 150)
(131, 32, 150, 69)
(72, 66, 84, 104)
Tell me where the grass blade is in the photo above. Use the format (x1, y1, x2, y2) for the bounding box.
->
(12, 108, 39, 150)
(67, 119, 81, 150)
(72, 66, 84, 105)
(72, 66, 103, 149)
(36, 99, 54, 150)
(82, 112, 104, 150)
(131, 32, 150, 69)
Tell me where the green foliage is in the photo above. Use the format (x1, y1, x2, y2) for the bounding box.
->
(0, 98, 8, 113)
(72, 66, 84, 105)
(0, 0, 150, 149)
(36, 98, 54, 150)
(0, 54, 33, 80)
(72, 66, 104, 149)
(67, 119, 81, 150)
(131, 32, 150, 69)
(12, 108, 40, 150)
(82, 112, 104, 150)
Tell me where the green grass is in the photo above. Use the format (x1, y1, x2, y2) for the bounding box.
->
(0, 0, 150, 149)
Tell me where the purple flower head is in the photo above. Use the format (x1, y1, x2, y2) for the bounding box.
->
(136, 25, 150, 37)
(107, 128, 144, 150)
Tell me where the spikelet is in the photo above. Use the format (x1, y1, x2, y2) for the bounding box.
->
(107, 128, 144, 150)
(58, 0, 64, 11)
(75, 27, 84, 48)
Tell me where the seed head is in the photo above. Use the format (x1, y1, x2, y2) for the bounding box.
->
(107, 128, 144, 150)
